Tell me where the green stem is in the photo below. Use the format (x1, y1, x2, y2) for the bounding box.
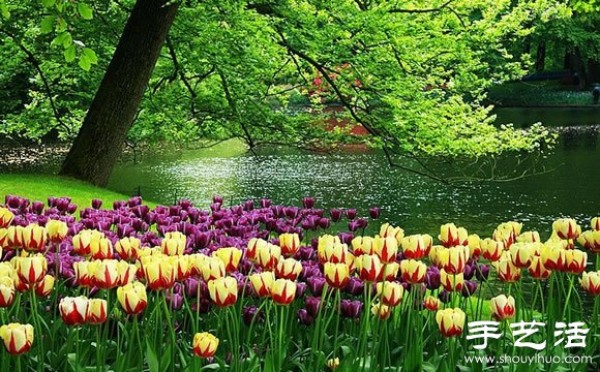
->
(161, 291, 177, 371)
(29, 291, 44, 372)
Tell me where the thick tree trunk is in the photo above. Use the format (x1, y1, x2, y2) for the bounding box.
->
(59, 0, 178, 186)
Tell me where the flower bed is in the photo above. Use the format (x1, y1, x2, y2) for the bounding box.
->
(0, 194, 598, 371)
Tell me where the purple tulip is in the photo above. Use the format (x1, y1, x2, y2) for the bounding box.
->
(243, 306, 263, 325)
(425, 266, 441, 290)
(302, 197, 316, 209)
(345, 209, 357, 220)
(330, 208, 342, 222)
(461, 280, 478, 297)
(31, 201, 44, 214)
(475, 264, 490, 281)
(340, 299, 363, 319)
(297, 309, 313, 326)
(345, 277, 364, 296)
(369, 207, 380, 219)
(438, 290, 452, 304)
(317, 217, 330, 229)
(305, 296, 322, 316)
(348, 220, 360, 232)
(307, 276, 326, 296)
(356, 218, 368, 229)
(260, 199, 272, 208)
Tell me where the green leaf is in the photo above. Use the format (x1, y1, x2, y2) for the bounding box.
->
(77, 3, 93, 20)
(40, 15, 55, 34)
(0, 4, 10, 19)
(81, 48, 97, 64)
(78, 55, 91, 71)
(41, 0, 55, 7)
(64, 45, 76, 62)
(145, 340, 159, 372)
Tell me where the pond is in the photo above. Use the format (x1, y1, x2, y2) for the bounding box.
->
(107, 107, 600, 237)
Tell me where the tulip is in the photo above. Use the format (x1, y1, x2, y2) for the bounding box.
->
(116, 261, 137, 286)
(242, 305, 263, 325)
(541, 244, 566, 271)
(439, 223, 468, 247)
(143, 256, 176, 291)
(307, 276, 326, 296)
(275, 257, 303, 281)
(0, 228, 7, 249)
(59, 296, 90, 326)
(74, 261, 93, 287)
(34, 274, 55, 297)
(298, 308, 314, 325)
(161, 234, 186, 256)
(493, 226, 515, 249)
(481, 239, 504, 262)
(356, 254, 382, 282)
(376, 281, 403, 307)
(371, 302, 391, 320)
(423, 295, 440, 311)
(271, 278, 297, 305)
(256, 243, 281, 271)
(46, 220, 68, 243)
(0, 276, 15, 307)
(193, 332, 219, 358)
(171, 255, 191, 281)
(440, 269, 464, 292)
(324, 262, 350, 289)
(592, 217, 600, 231)
(318, 241, 347, 264)
(580, 271, 600, 295)
(21, 224, 47, 251)
(490, 294, 515, 321)
(14, 254, 48, 284)
(379, 223, 404, 244)
(436, 246, 468, 274)
(351, 236, 374, 256)
(428, 245, 443, 266)
(117, 282, 148, 315)
(279, 233, 300, 257)
(115, 237, 141, 261)
(246, 238, 268, 262)
(0, 323, 34, 355)
(517, 231, 541, 243)
(402, 235, 431, 260)
(400, 259, 427, 284)
(249, 272, 275, 297)
(72, 230, 105, 257)
(373, 236, 398, 263)
(565, 249, 587, 274)
(378, 262, 400, 281)
(369, 207, 381, 219)
(528, 256, 551, 280)
(494, 258, 521, 282)
(11, 271, 30, 292)
(327, 357, 340, 370)
(509, 243, 535, 268)
(436, 308, 465, 337)
(208, 276, 238, 307)
(7, 225, 24, 248)
(0, 207, 14, 228)
(199, 256, 226, 282)
(467, 234, 482, 259)
(92, 260, 120, 289)
(87, 299, 108, 324)
(213, 247, 242, 273)
(552, 218, 581, 240)
(340, 299, 363, 318)
(578, 230, 600, 253)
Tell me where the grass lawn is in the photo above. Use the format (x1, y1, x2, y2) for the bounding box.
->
(0, 173, 157, 209)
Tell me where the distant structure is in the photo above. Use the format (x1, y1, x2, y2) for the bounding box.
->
(593, 84, 600, 104)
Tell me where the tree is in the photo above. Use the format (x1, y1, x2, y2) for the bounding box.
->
(0, 0, 570, 185)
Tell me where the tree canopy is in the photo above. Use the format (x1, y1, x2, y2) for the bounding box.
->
(0, 0, 578, 182)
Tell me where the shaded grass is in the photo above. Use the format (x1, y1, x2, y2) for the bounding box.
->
(0, 173, 157, 208)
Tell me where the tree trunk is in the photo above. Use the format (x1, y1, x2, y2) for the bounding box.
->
(535, 42, 545, 72)
(59, 0, 178, 186)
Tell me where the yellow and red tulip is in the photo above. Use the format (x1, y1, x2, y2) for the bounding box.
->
(509, 243, 535, 268)
(436, 308, 465, 337)
(0, 276, 15, 307)
(351, 236, 374, 256)
(580, 271, 600, 295)
(275, 257, 303, 280)
(481, 239, 504, 262)
(7, 225, 25, 249)
(436, 246, 468, 274)
(494, 258, 521, 282)
(116, 261, 137, 286)
(423, 295, 440, 311)
(74, 261, 93, 287)
(115, 237, 141, 261)
(528, 256, 551, 280)
(0, 323, 33, 355)
(117, 281, 148, 315)
(565, 249, 587, 274)
(578, 230, 600, 253)
(0, 207, 14, 228)
(279, 233, 300, 257)
(249, 272, 275, 297)
(34, 274, 54, 297)
(402, 235, 431, 260)
(517, 231, 540, 243)
(356, 254, 382, 282)
(46, 220, 68, 243)
(490, 294, 515, 320)
(59, 296, 89, 326)
(379, 223, 404, 244)
(318, 242, 347, 264)
(21, 224, 47, 252)
(193, 332, 219, 358)
(326, 357, 340, 370)
(271, 278, 297, 305)
(376, 281, 404, 307)
(256, 243, 281, 271)
(213, 247, 242, 273)
(72, 230, 104, 257)
(324, 262, 350, 289)
(160, 232, 186, 256)
(142, 255, 176, 291)
(371, 302, 391, 320)
(92, 259, 120, 289)
(439, 223, 468, 247)
(373, 236, 398, 263)
(400, 259, 427, 284)
(86, 299, 108, 324)
(592, 217, 600, 231)
(540, 244, 566, 271)
(440, 269, 464, 292)
(246, 238, 268, 262)
(208, 276, 238, 307)
(199, 257, 226, 282)
(13, 254, 48, 284)
(552, 218, 581, 240)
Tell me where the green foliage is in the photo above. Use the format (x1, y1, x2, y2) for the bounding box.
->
(0, 0, 572, 172)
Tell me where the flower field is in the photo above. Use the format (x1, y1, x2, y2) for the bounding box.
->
(0, 194, 598, 371)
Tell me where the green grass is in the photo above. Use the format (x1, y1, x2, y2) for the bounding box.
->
(0, 173, 157, 208)
(487, 81, 593, 107)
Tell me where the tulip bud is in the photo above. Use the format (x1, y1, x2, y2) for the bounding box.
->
(373, 236, 398, 263)
(271, 279, 296, 305)
(34, 274, 55, 297)
(552, 218, 581, 240)
(580, 271, 600, 295)
(490, 294, 515, 321)
(275, 257, 302, 280)
(208, 277, 238, 307)
(46, 220, 68, 243)
(213, 247, 242, 273)
(256, 244, 281, 271)
(14, 254, 48, 284)
(0, 323, 34, 355)
(59, 296, 89, 326)
(423, 295, 440, 311)
(279, 233, 300, 257)
(376, 281, 403, 307)
(371, 302, 391, 320)
(565, 249, 587, 274)
(356, 254, 382, 282)
(440, 269, 464, 292)
(200, 257, 226, 282)
(0, 207, 14, 228)
(92, 260, 120, 289)
(435, 308, 465, 337)
(115, 237, 141, 261)
(351, 236, 374, 256)
(249, 272, 275, 297)
(193, 332, 219, 358)
(481, 239, 504, 262)
(87, 299, 108, 324)
(517, 231, 540, 244)
(117, 282, 148, 315)
(143, 256, 176, 291)
(246, 238, 268, 262)
(72, 230, 105, 257)
(400, 259, 427, 284)
(436, 246, 468, 274)
(402, 235, 431, 260)
(21, 224, 47, 252)
(494, 258, 521, 282)
(324, 262, 350, 289)
(528, 256, 551, 280)
(0, 276, 15, 307)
